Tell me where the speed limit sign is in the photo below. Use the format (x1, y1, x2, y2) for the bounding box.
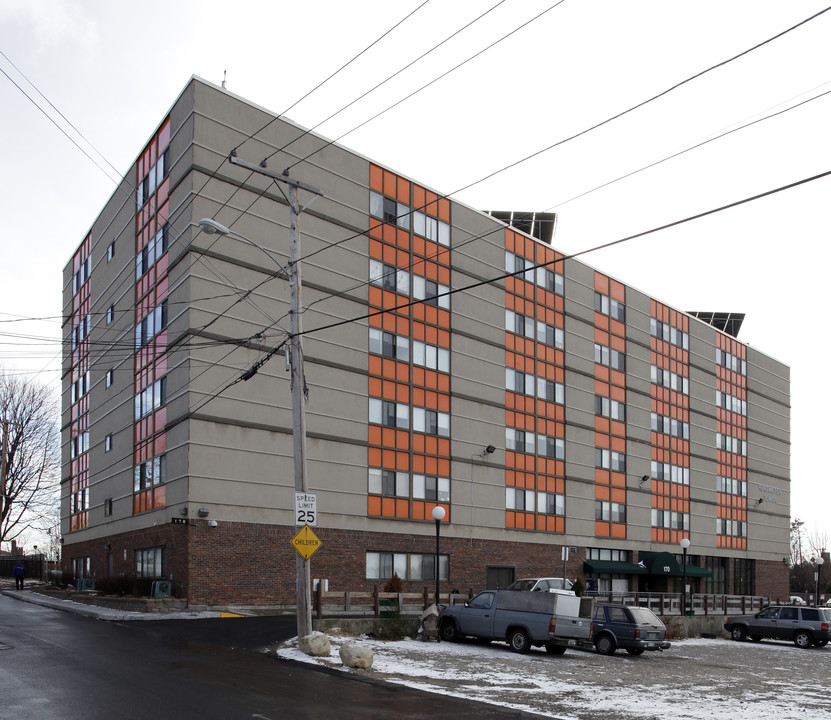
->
(295, 492, 317, 527)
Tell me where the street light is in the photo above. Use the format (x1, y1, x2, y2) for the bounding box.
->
(680, 538, 691, 615)
(816, 555, 825, 607)
(432, 505, 446, 606)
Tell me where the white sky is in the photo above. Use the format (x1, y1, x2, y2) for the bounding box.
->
(0, 1, 828, 542)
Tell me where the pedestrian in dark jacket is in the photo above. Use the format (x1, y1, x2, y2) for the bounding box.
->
(13, 561, 25, 590)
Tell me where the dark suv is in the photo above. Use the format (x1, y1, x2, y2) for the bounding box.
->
(724, 605, 831, 648)
(591, 604, 671, 655)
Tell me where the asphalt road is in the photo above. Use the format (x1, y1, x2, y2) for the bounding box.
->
(0, 594, 538, 720)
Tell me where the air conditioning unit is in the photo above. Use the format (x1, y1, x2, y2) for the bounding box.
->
(75, 579, 95, 591)
(151, 580, 173, 598)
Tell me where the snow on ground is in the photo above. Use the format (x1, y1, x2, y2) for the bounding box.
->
(274, 634, 831, 719)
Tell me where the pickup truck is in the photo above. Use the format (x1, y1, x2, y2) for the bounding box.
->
(437, 589, 593, 654)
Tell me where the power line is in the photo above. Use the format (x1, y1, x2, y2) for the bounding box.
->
(291, 3, 830, 272)
(295, 168, 831, 341)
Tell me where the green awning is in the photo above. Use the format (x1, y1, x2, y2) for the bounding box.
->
(583, 560, 648, 575)
(638, 551, 711, 578)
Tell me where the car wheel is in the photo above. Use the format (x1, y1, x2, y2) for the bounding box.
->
(730, 626, 747, 642)
(545, 643, 567, 655)
(439, 620, 459, 642)
(749, 635, 762, 642)
(595, 634, 617, 655)
(508, 629, 531, 654)
(626, 648, 645, 656)
(814, 639, 828, 648)
(793, 631, 813, 649)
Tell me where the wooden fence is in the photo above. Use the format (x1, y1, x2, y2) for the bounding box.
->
(312, 585, 770, 619)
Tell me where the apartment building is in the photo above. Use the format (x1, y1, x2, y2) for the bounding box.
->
(61, 77, 790, 607)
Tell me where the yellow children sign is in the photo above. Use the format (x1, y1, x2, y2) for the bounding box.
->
(291, 524, 322, 560)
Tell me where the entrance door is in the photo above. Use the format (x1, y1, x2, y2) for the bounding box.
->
(487, 566, 515, 590)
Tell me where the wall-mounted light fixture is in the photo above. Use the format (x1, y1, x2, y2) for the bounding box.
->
(485, 445, 496, 455)
(208, 519, 218, 528)
(179, 506, 188, 516)
(639, 475, 650, 488)
(198, 508, 210, 517)
(753, 498, 764, 508)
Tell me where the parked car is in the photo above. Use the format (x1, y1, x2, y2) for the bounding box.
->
(789, 596, 807, 606)
(437, 589, 593, 653)
(507, 577, 575, 595)
(591, 604, 671, 655)
(724, 605, 831, 648)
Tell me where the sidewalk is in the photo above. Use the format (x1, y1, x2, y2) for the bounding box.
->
(0, 581, 226, 621)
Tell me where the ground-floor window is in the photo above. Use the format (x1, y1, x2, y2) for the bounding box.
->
(366, 551, 448, 582)
(72, 557, 90, 578)
(136, 547, 166, 578)
(733, 557, 755, 595)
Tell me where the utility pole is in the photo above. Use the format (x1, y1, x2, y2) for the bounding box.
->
(229, 154, 323, 639)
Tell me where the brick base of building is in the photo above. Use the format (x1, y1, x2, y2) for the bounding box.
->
(61, 520, 790, 607)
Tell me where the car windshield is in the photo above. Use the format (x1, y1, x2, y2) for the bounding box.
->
(508, 580, 537, 591)
(627, 607, 663, 625)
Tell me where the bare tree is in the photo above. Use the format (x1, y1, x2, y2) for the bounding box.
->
(0, 373, 60, 551)
(790, 518, 806, 567)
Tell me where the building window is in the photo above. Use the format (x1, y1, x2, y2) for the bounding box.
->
(596, 501, 626, 523)
(137, 147, 170, 208)
(537, 434, 565, 460)
(716, 391, 747, 416)
(70, 431, 90, 459)
(104, 498, 113, 517)
(106, 369, 114, 387)
(506, 487, 534, 512)
(135, 223, 169, 280)
(594, 344, 625, 370)
(537, 321, 564, 349)
(71, 314, 91, 349)
(506, 427, 535, 453)
(413, 407, 449, 437)
(104, 434, 112, 452)
(135, 547, 166, 578)
(587, 548, 630, 562)
(413, 474, 450, 502)
(107, 305, 114, 325)
(652, 461, 690, 485)
(537, 378, 564, 404)
(366, 551, 448, 581)
(505, 309, 534, 338)
(134, 455, 166, 491)
(368, 468, 409, 498)
(369, 259, 409, 296)
(71, 370, 90, 404)
(652, 509, 690, 531)
(595, 449, 625, 471)
(717, 476, 746, 496)
(72, 557, 91, 579)
(595, 395, 625, 422)
(413, 276, 450, 310)
(369, 328, 409, 362)
(134, 378, 166, 420)
(717, 349, 747, 376)
(650, 366, 689, 394)
(107, 241, 115, 262)
(651, 319, 689, 350)
(595, 292, 625, 322)
(369, 399, 409, 429)
(536, 266, 564, 295)
(370, 190, 410, 230)
(651, 413, 689, 440)
(413, 210, 450, 246)
(135, 300, 168, 348)
(716, 433, 747, 457)
(72, 257, 91, 295)
(413, 340, 450, 373)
